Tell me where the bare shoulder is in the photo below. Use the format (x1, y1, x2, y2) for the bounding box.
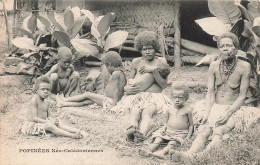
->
(237, 59, 251, 70)
(209, 60, 220, 72)
(112, 70, 125, 79)
(132, 57, 142, 65)
(156, 57, 167, 64)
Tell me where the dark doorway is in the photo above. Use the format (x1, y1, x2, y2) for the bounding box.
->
(180, 0, 216, 47)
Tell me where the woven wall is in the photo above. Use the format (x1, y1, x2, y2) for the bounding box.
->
(85, 1, 176, 32)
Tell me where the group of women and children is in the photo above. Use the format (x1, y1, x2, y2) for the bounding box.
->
(18, 30, 260, 161)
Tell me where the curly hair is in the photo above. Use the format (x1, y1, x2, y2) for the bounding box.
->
(171, 84, 189, 101)
(134, 31, 160, 52)
(217, 32, 239, 49)
(158, 63, 170, 79)
(34, 76, 51, 90)
(101, 51, 122, 67)
(58, 47, 73, 59)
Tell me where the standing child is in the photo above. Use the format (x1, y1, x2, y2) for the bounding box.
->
(18, 76, 86, 139)
(57, 51, 127, 112)
(139, 85, 193, 159)
(45, 47, 80, 97)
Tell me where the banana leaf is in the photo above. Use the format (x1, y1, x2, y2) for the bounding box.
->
(208, 1, 241, 24)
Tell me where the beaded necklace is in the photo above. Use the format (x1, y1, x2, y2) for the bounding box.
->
(219, 57, 237, 83)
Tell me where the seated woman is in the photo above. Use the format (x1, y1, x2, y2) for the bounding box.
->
(127, 63, 170, 92)
(171, 32, 260, 160)
(111, 31, 173, 142)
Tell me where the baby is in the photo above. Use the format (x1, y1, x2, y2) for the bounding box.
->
(18, 76, 86, 139)
(139, 85, 193, 159)
(127, 63, 170, 92)
(45, 47, 80, 97)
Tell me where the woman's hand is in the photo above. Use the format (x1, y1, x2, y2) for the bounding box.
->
(215, 107, 232, 126)
(198, 111, 210, 125)
(124, 85, 141, 95)
(139, 66, 156, 74)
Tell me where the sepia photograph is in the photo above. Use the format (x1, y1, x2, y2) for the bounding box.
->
(0, 0, 260, 164)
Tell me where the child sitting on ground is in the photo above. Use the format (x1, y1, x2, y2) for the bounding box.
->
(139, 85, 193, 159)
(57, 51, 127, 112)
(18, 76, 86, 139)
(45, 47, 80, 98)
(127, 63, 170, 92)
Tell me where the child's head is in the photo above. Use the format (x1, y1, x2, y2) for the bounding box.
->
(158, 63, 170, 79)
(101, 51, 122, 73)
(35, 76, 51, 99)
(58, 47, 73, 69)
(171, 84, 189, 108)
(134, 31, 160, 52)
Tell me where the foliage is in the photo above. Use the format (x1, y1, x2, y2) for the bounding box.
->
(195, 0, 260, 104)
(71, 10, 129, 60)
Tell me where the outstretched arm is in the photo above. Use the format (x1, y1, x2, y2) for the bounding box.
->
(187, 112, 194, 139)
(201, 62, 216, 124)
(45, 64, 58, 77)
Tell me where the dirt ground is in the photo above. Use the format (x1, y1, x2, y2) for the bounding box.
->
(0, 66, 209, 165)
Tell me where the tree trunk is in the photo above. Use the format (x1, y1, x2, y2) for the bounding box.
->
(2, 0, 11, 51)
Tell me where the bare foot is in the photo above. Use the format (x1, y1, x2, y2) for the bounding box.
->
(152, 151, 165, 159)
(170, 150, 195, 162)
(126, 126, 136, 142)
(79, 130, 88, 138)
(139, 148, 152, 157)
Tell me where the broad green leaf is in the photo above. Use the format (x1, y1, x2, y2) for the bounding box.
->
(64, 6, 74, 31)
(47, 11, 65, 32)
(53, 31, 71, 47)
(71, 39, 99, 58)
(12, 37, 37, 51)
(71, 6, 81, 21)
(37, 16, 51, 32)
(242, 20, 254, 38)
(230, 19, 244, 38)
(13, 27, 35, 40)
(28, 14, 37, 33)
(104, 31, 128, 51)
(81, 9, 95, 23)
(208, 1, 241, 24)
(252, 25, 260, 38)
(22, 15, 31, 32)
(91, 24, 100, 39)
(97, 13, 115, 37)
(195, 17, 231, 36)
(248, 1, 260, 19)
(71, 15, 87, 39)
(235, 3, 254, 22)
(44, 57, 58, 69)
(55, 13, 67, 31)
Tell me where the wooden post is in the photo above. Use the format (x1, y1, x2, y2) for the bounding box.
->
(174, 1, 181, 68)
(2, 0, 11, 51)
(12, 0, 17, 40)
(158, 23, 166, 60)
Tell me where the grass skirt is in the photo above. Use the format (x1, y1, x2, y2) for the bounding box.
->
(193, 100, 260, 132)
(111, 92, 173, 114)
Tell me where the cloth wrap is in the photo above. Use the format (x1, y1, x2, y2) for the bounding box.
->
(152, 127, 188, 144)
